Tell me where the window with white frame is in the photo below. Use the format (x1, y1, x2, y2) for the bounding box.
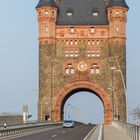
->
(116, 26, 119, 32)
(75, 40, 77, 45)
(70, 40, 73, 45)
(93, 11, 99, 16)
(90, 63, 100, 74)
(65, 64, 74, 74)
(67, 12, 73, 16)
(66, 40, 69, 45)
(65, 49, 79, 57)
(96, 51, 100, 57)
(87, 50, 100, 57)
(91, 27, 95, 33)
(70, 27, 75, 33)
(45, 26, 48, 32)
(52, 11, 55, 16)
(116, 10, 119, 15)
(45, 11, 48, 15)
(97, 40, 99, 45)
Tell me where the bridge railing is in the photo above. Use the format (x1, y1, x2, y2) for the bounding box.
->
(113, 121, 140, 140)
(0, 122, 62, 137)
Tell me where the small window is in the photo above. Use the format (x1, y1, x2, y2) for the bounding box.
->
(96, 51, 100, 57)
(68, 64, 72, 67)
(92, 41, 95, 45)
(116, 11, 119, 15)
(45, 11, 48, 15)
(70, 27, 74, 33)
(65, 68, 70, 74)
(91, 27, 95, 33)
(65, 64, 74, 74)
(93, 63, 97, 67)
(93, 12, 99, 16)
(71, 68, 74, 74)
(97, 40, 99, 45)
(67, 12, 73, 16)
(52, 11, 55, 16)
(88, 40, 91, 45)
(39, 11, 41, 15)
(75, 40, 77, 45)
(66, 40, 69, 45)
(91, 68, 95, 74)
(92, 53, 96, 57)
(95, 67, 100, 74)
(116, 26, 119, 32)
(45, 26, 48, 32)
(87, 54, 91, 57)
(90, 64, 100, 74)
(70, 40, 73, 45)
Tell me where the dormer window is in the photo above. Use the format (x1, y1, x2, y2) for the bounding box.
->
(67, 12, 72, 16)
(93, 11, 99, 16)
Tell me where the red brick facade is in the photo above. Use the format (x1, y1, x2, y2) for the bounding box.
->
(36, 1, 128, 124)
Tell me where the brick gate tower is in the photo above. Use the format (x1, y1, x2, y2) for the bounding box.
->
(36, 0, 129, 124)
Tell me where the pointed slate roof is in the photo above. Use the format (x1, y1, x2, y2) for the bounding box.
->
(56, 0, 108, 25)
(36, 0, 57, 8)
(107, 0, 129, 8)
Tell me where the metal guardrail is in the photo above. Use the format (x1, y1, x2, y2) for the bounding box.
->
(113, 121, 140, 140)
(0, 122, 62, 137)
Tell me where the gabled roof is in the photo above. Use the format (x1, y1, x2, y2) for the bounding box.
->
(56, 0, 108, 25)
(36, 0, 57, 8)
(107, 0, 129, 9)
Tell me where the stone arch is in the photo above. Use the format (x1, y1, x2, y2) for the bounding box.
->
(52, 81, 112, 124)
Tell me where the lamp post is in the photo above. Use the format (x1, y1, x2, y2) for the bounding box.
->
(65, 104, 70, 120)
(115, 58, 128, 121)
(110, 66, 116, 120)
(108, 87, 118, 120)
(68, 105, 73, 120)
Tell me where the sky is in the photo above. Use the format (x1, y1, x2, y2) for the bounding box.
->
(0, 0, 139, 124)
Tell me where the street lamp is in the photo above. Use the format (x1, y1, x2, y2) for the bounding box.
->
(115, 58, 128, 122)
(108, 87, 118, 120)
(64, 104, 70, 120)
(110, 66, 116, 120)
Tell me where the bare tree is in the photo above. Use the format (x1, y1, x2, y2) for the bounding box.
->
(131, 106, 140, 125)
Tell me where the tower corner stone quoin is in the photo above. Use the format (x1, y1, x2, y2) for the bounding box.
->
(36, 0, 129, 124)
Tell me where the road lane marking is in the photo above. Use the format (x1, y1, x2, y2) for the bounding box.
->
(83, 126, 96, 140)
(51, 134, 57, 137)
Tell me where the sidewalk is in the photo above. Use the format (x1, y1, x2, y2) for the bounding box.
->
(104, 125, 131, 140)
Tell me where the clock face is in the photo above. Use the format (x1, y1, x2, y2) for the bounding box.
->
(78, 62, 87, 72)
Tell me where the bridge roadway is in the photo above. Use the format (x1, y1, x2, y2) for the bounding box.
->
(1, 124, 95, 140)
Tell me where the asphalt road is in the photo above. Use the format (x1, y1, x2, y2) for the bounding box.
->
(9, 124, 95, 140)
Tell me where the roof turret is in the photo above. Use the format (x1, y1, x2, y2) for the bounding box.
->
(36, 0, 58, 8)
(107, 0, 129, 9)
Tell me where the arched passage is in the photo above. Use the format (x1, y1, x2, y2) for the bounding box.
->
(52, 81, 112, 124)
